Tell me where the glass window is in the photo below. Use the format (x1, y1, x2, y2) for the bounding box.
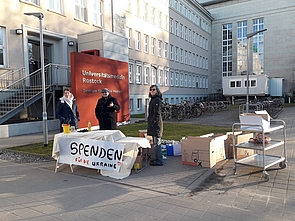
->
(170, 44, 173, 60)
(175, 21, 178, 36)
(75, 0, 88, 22)
(164, 69, 169, 86)
(126, 27, 131, 48)
(135, 65, 142, 84)
(152, 67, 156, 84)
(137, 98, 142, 111)
(49, 0, 64, 14)
(129, 63, 134, 83)
(175, 46, 178, 62)
(130, 98, 134, 111)
(21, 0, 40, 5)
(170, 71, 174, 86)
(222, 23, 233, 76)
(144, 34, 149, 53)
(151, 7, 155, 24)
(158, 40, 162, 57)
(158, 69, 163, 85)
(144, 65, 150, 84)
(93, 0, 103, 27)
(170, 18, 173, 34)
(0, 27, 6, 67)
(151, 37, 155, 55)
(143, 2, 148, 21)
(164, 42, 168, 58)
(135, 31, 141, 50)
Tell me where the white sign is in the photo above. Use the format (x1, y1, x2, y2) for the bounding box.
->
(58, 137, 125, 172)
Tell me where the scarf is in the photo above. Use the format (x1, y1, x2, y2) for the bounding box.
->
(61, 95, 74, 110)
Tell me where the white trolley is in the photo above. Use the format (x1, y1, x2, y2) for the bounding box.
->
(232, 119, 287, 181)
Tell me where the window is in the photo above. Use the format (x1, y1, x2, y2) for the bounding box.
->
(192, 31, 195, 44)
(129, 63, 134, 83)
(144, 65, 150, 84)
(244, 79, 257, 87)
(164, 42, 168, 58)
(192, 75, 196, 88)
(170, 71, 174, 86)
(135, 31, 141, 51)
(93, 0, 103, 27)
(152, 67, 156, 84)
(196, 33, 199, 46)
(175, 46, 178, 62)
(144, 34, 149, 53)
(75, 0, 88, 22)
(188, 52, 191, 65)
(184, 50, 187, 64)
(180, 24, 183, 38)
(143, 2, 148, 21)
(135, 65, 142, 84)
(126, 27, 131, 48)
(158, 11, 162, 27)
(222, 23, 233, 76)
(171, 98, 174, 104)
(175, 72, 179, 86)
(252, 18, 265, 75)
(170, 44, 173, 60)
(137, 98, 142, 111)
(184, 74, 187, 87)
(180, 73, 183, 87)
(49, 0, 64, 14)
(180, 48, 183, 63)
(130, 99, 134, 111)
(158, 69, 163, 85)
(135, 0, 140, 16)
(151, 7, 155, 24)
(158, 40, 162, 57)
(237, 21, 247, 75)
(196, 55, 199, 68)
(164, 69, 168, 86)
(21, 0, 40, 5)
(151, 37, 155, 55)
(170, 18, 173, 33)
(192, 53, 195, 66)
(175, 21, 179, 36)
(188, 29, 191, 42)
(184, 26, 187, 40)
(164, 15, 168, 31)
(0, 27, 7, 67)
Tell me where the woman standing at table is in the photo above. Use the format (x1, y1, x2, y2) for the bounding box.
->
(147, 85, 163, 166)
(56, 88, 80, 132)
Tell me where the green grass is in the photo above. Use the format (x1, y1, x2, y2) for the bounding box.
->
(8, 122, 231, 157)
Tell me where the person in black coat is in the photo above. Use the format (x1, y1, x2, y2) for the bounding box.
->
(56, 88, 80, 132)
(95, 88, 120, 130)
(147, 85, 163, 166)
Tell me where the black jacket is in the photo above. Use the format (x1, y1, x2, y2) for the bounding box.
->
(95, 94, 120, 130)
(147, 95, 163, 138)
(56, 97, 80, 132)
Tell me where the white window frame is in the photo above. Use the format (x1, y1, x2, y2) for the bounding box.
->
(170, 44, 174, 60)
(0, 27, 7, 67)
(49, 0, 64, 14)
(170, 71, 174, 86)
(151, 37, 155, 55)
(93, 0, 103, 27)
(75, 0, 88, 22)
(180, 23, 183, 38)
(175, 21, 179, 36)
(180, 48, 183, 63)
(144, 65, 150, 84)
(126, 27, 131, 48)
(129, 63, 134, 83)
(152, 67, 156, 84)
(21, 0, 40, 5)
(164, 69, 169, 86)
(151, 7, 155, 24)
(158, 69, 163, 86)
(137, 98, 142, 111)
(135, 64, 142, 84)
(158, 40, 162, 57)
(158, 10, 162, 27)
(143, 2, 148, 20)
(144, 34, 149, 53)
(130, 98, 134, 111)
(175, 46, 178, 62)
(164, 42, 168, 58)
(135, 31, 141, 51)
(175, 72, 179, 86)
(170, 17, 173, 34)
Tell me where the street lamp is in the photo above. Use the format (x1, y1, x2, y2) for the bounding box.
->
(24, 12, 48, 146)
(246, 28, 267, 113)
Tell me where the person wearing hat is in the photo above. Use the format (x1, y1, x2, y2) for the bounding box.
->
(95, 88, 120, 130)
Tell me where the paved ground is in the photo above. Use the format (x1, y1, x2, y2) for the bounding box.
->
(0, 106, 294, 221)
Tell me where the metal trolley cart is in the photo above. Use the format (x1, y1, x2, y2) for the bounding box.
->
(232, 119, 287, 181)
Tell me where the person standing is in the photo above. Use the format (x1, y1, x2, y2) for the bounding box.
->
(56, 88, 80, 132)
(95, 88, 120, 130)
(147, 85, 163, 166)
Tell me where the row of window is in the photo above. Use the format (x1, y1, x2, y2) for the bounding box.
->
(21, 0, 103, 27)
(222, 18, 265, 77)
(127, 0, 169, 31)
(128, 63, 209, 89)
(126, 29, 209, 69)
(169, 0, 211, 33)
(169, 18, 209, 51)
(229, 79, 257, 88)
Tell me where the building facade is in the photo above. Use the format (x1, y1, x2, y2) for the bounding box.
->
(199, 0, 295, 97)
(0, 0, 213, 122)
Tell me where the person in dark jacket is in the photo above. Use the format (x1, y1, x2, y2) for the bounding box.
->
(56, 88, 80, 132)
(147, 85, 163, 166)
(95, 88, 120, 130)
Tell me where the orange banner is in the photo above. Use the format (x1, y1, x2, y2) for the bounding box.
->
(70, 52, 130, 128)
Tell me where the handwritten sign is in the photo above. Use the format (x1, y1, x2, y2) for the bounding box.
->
(58, 137, 125, 172)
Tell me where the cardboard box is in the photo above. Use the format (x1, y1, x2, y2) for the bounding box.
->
(239, 110, 271, 131)
(181, 134, 227, 168)
(133, 148, 143, 170)
(226, 132, 254, 159)
(166, 143, 182, 156)
(138, 129, 153, 144)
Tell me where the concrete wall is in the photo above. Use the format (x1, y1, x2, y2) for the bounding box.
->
(0, 120, 59, 138)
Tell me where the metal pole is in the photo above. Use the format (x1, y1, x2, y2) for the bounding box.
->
(246, 28, 267, 113)
(25, 12, 48, 146)
(246, 37, 250, 113)
(39, 14, 48, 146)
